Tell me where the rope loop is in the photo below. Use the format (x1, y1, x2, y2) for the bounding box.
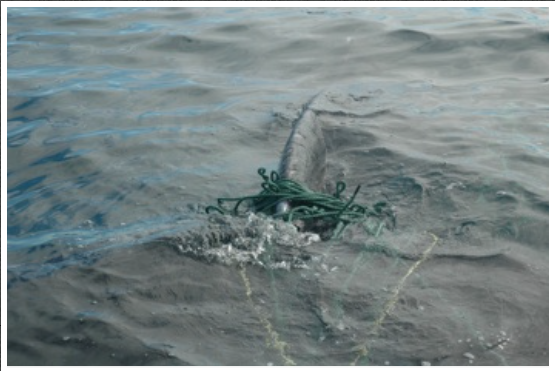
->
(206, 168, 390, 237)
(334, 181, 346, 198)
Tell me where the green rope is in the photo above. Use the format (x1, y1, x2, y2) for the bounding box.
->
(206, 168, 388, 237)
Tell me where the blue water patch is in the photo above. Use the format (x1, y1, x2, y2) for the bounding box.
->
(7, 216, 203, 289)
(7, 117, 48, 146)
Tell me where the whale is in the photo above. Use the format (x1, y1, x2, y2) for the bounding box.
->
(277, 94, 326, 214)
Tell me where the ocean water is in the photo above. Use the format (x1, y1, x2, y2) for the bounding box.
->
(6, 7, 548, 366)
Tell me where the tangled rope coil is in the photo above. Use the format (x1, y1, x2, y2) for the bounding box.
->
(206, 168, 389, 238)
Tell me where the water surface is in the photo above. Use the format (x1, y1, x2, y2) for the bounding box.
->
(7, 7, 548, 366)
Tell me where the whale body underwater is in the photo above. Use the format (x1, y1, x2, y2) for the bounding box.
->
(276, 95, 326, 214)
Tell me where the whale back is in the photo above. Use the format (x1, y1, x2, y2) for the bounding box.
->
(278, 102, 326, 192)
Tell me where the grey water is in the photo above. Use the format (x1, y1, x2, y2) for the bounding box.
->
(7, 7, 548, 366)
